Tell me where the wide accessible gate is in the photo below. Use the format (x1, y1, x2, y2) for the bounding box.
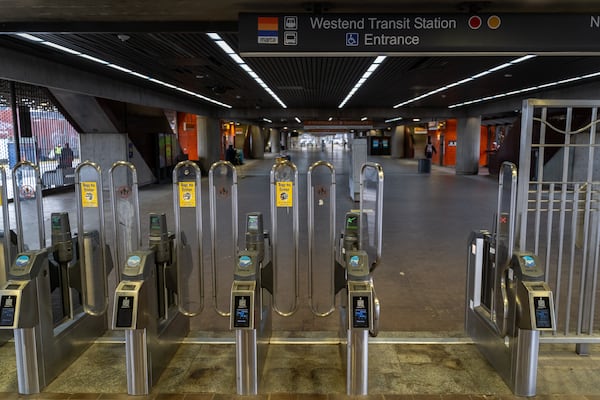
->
(517, 99, 600, 351)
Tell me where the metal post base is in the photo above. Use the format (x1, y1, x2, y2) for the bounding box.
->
(14, 328, 41, 395)
(512, 328, 540, 397)
(125, 329, 150, 396)
(347, 329, 369, 396)
(236, 329, 258, 395)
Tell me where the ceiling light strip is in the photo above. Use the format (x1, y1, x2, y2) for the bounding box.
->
(339, 56, 386, 108)
(393, 54, 537, 108)
(14, 33, 232, 109)
(207, 33, 287, 109)
(448, 70, 600, 109)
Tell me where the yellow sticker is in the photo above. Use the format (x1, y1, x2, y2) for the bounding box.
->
(276, 181, 293, 207)
(179, 182, 196, 208)
(81, 182, 98, 208)
(0, 191, 2, 206)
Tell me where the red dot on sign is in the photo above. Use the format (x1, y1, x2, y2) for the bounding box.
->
(468, 16, 482, 29)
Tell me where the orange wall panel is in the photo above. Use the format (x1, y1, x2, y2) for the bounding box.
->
(177, 112, 198, 160)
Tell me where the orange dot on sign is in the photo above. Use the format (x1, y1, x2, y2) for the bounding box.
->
(488, 15, 501, 29)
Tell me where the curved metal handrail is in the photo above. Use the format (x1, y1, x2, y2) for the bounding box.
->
(359, 162, 384, 268)
(0, 167, 11, 282)
(307, 160, 336, 317)
(209, 160, 238, 317)
(496, 161, 518, 337)
(270, 159, 299, 317)
(74, 160, 109, 316)
(108, 161, 141, 280)
(173, 160, 204, 317)
(12, 161, 44, 252)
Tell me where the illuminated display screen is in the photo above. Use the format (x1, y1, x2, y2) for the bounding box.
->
(233, 295, 251, 328)
(533, 296, 552, 329)
(0, 295, 16, 326)
(115, 296, 134, 328)
(51, 214, 62, 229)
(346, 214, 358, 230)
(352, 296, 369, 329)
(150, 215, 162, 230)
(247, 215, 259, 232)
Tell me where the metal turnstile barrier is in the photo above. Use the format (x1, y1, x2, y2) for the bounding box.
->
(0, 161, 109, 394)
(173, 161, 204, 317)
(75, 161, 111, 316)
(466, 162, 556, 397)
(209, 161, 238, 317)
(307, 161, 336, 317)
(111, 160, 199, 395)
(270, 158, 299, 317)
(308, 161, 383, 396)
(108, 161, 141, 281)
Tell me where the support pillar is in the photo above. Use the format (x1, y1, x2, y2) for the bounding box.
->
(390, 125, 405, 158)
(455, 116, 481, 175)
(270, 128, 281, 153)
(250, 125, 264, 159)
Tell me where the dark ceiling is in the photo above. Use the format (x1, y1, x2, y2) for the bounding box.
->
(2, 0, 600, 128)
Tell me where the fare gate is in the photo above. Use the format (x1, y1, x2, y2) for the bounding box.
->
(466, 162, 556, 397)
(0, 161, 109, 394)
(110, 160, 202, 395)
(308, 161, 383, 396)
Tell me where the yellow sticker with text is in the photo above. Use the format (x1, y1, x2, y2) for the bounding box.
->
(276, 181, 293, 207)
(81, 182, 98, 208)
(179, 182, 196, 208)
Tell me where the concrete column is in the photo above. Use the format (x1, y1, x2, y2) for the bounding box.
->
(197, 116, 221, 173)
(281, 131, 289, 151)
(250, 125, 264, 159)
(455, 116, 481, 175)
(270, 128, 281, 153)
(391, 125, 405, 158)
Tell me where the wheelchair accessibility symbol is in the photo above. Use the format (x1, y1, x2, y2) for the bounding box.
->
(346, 33, 359, 47)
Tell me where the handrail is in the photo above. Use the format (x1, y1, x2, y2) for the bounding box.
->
(12, 161, 44, 252)
(307, 160, 336, 317)
(270, 158, 299, 317)
(108, 161, 141, 280)
(359, 162, 384, 268)
(209, 161, 238, 317)
(173, 160, 204, 317)
(74, 160, 109, 316)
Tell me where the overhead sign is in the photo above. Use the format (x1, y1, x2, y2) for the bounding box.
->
(239, 13, 600, 55)
(304, 120, 373, 130)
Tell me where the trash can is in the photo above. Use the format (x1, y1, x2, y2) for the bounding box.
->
(418, 158, 431, 173)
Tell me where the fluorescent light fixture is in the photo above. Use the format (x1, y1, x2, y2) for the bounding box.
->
(207, 32, 287, 108)
(448, 69, 600, 109)
(393, 55, 537, 108)
(361, 116, 368, 121)
(412, 118, 421, 122)
(328, 116, 333, 121)
(262, 117, 273, 123)
(41, 41, 81, 55)
(339, 56, 387, 108)
(13, 33, 232, 109)
(294, 116, 302, 123)
(108, 64, 132, 73)
(78, 53, 110, 65)
(15, 33, 43, 42)
(385, 116, 403, 123)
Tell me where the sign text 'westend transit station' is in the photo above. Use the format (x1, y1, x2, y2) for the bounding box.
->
(238, 14, 600, 55)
